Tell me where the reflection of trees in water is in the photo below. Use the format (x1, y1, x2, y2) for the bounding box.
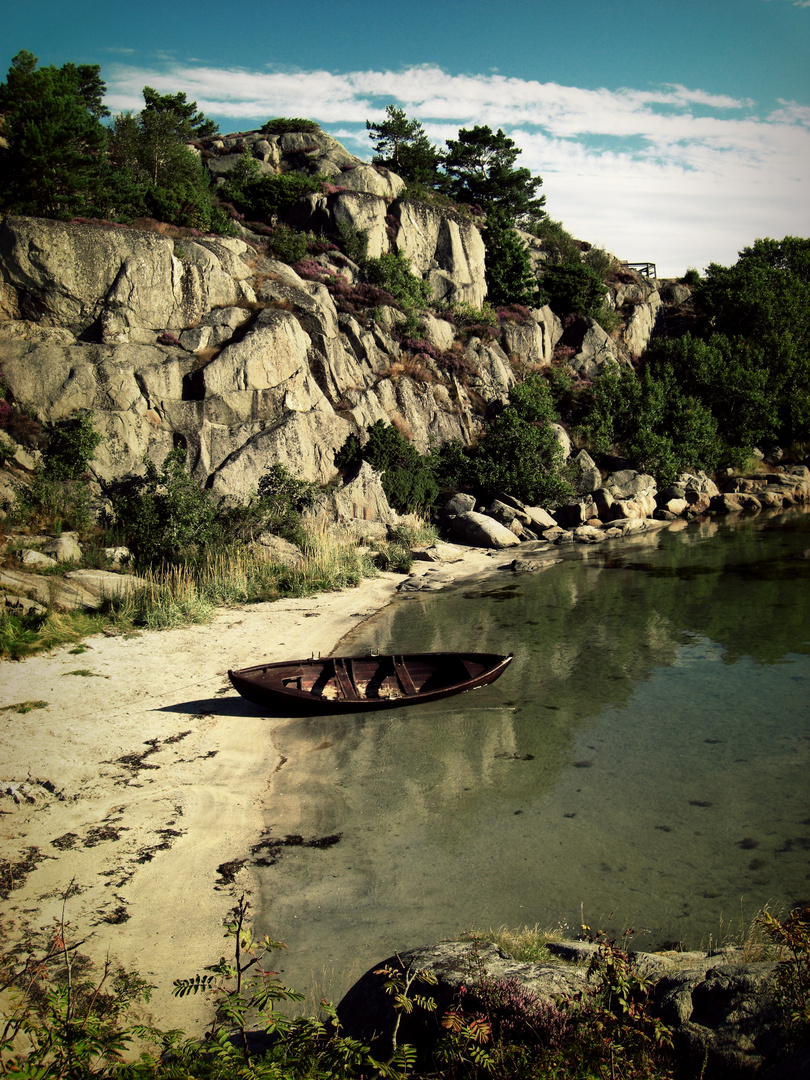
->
(598, 511, 810, 665)
(330, 511, 810, 831)
(330, 561, 680, 832)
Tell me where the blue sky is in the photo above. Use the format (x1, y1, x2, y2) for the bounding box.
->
(3, 0, 809, 276)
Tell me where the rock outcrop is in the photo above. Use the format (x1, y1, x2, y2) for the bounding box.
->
(3, 125, 803, 565)
(0, 124, 669, 515)
(336, 938, 801, 1079)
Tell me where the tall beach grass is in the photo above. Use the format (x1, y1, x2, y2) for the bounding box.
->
(0, 517, 390, 658)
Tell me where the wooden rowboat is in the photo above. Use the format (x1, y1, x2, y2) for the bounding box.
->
(227, 652, 513, 714)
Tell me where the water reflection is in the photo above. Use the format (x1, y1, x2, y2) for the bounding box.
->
(256, 510, 810, 1004)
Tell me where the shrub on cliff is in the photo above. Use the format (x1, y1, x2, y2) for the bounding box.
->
(107, 449, 219, 565)
(464, 374, 573, 505)
(435, 374, 573, 507)
(540, 262, 608, 320)
(484, 209, 543, 308)
(0, 51, 235, 232)
(578, 235, 810, 477)
(337, 421, 439, 514)
(262, 117, 321, 134)
(361, 253, 432, 312)
(107, 456, 321, 566)
(218, 153, 321, 224)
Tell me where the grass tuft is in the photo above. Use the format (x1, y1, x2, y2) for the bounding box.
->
(0, 700, 49, 714)
(465, 924, 563, 964)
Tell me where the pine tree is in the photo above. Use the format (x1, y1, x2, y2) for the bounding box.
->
(366, 105, 441, 186)
(107, 88, 222, 229)
(443, 125, 545, 225)
(484, 210, 540, 307)
(0, 52, 110, 218)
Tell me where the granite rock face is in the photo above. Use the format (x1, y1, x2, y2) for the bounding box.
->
(0, 126, 749, 545)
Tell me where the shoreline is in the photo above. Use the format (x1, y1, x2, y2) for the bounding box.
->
(2, 509, 804, 1032)
(0, 545, 501, 1034)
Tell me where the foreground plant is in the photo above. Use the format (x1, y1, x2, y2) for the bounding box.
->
(0, 901, 160, 1078)
(172, 895, 393, 1078)
(757, 905, 810, 1049)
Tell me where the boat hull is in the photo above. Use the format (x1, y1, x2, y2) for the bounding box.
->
(228, 652, 513, 714)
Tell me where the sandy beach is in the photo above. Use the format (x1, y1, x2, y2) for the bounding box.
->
(0, 546, 503, 1036)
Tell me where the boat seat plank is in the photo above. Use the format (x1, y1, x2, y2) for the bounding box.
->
(393, 655, 418, 696)
(333, 657, 360, 701)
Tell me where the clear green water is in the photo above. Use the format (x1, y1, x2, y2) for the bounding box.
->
(257, 511, 810, 1001)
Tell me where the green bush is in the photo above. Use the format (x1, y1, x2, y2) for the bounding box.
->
(362, 253, 432, 312)
(337, 421, 439, 514)
(261, 117, 321, 134)
(484, 209, 541, 307)
(253, 463, 318, 540)
(540, 262, 608, 320)
(336, 221, 369, 264)
(644, 332, 776, 457)
(9, 410, 100, 533)
(446, 300, 498, 338)
(107, 448, 219, 565)
(42, 410, 101, 481)
(219, 157, 321, 223)
(692, 236, 810, 446)
(435, 374, 572, 507)
(465, 375, 573, 505)
(578, 366, 723, 484)
(680, 267, 701, 288)
(527, 217, 583, 265)
(582, 246, 613, 279)
(265, 224, 309, 263)
(109, 457, 320, 566)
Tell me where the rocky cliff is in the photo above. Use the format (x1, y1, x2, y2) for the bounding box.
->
(0, 127, 666, 521)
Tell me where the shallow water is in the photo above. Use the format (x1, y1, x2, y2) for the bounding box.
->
(256, 510, 810, 1003)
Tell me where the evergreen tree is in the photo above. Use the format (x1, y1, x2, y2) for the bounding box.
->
(141, 86, 219, 140)
(690, 237, 810, 444)
(484, 209, 541, 307)
(0, 51, 110, 218)
(443, 124, 545, 224)
(366, 105, 442, 186)
(108, 88, 224, 229)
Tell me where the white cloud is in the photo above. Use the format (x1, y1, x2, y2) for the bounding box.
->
(103, 62, 810, 276)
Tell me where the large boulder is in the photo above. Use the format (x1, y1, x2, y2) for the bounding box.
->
(621, 289, 662, 357)
(200, 308, 314, 402)
(337, 939, 794, 1079)
(604, 470, 657, 500)
(290, 191, 391, 259)
(206, 409, 352, 499)
(336, 940, 588, 1060)
(446, 510, 521, 549)
(499, 308, 561, 368)
(559, 317, 620, 379)
(570, 448, 602, 494)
